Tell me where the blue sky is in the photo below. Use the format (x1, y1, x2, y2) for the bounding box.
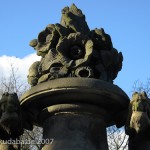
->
(0, 0, 150, 97)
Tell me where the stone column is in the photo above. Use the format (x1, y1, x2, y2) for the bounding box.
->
(20, 78, 129, 150)
(39, 104, 109, 150)
(21, 3, 130, 150)
(42, 114, 108, 150)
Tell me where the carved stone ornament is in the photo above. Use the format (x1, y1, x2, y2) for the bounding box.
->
(125, 92, 150, 150)
(0, 93, 23, 150)
(28, 4, 123, 86)
(0, 3, 130, 150)
(0, 93, 23, 137)
(20, 4, 130, 150)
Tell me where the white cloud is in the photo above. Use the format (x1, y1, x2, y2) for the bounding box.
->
(0, 53, 41, 81)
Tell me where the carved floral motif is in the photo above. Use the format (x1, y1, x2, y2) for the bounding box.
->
(28, 4, 123, 86)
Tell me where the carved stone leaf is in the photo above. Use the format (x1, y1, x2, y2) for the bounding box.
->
(41, 49, 60, 73)
(38, 73, 51, 84)
(74, 39, 93, 68)
(90, 28, 113, 50)
(27, 61, 41, 86)
(56, 37, 71, 57)
(28, 61, 40, 77)
(60, 4, 90, 33)
(55, 23, 70, 37)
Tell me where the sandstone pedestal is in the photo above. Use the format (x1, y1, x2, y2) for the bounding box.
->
(20, 78, 129, 150)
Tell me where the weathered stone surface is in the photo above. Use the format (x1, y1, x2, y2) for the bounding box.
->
(89, 28, 113, 50)
(20, 78, 129, 127)
(0, 93, 23, 137)
(28, 4, 123, 86)
(60, 3, 90, 33)
(0, 93, 23, 150)
(0, 3, 131, 150)
(20, 77, 130, 150)
(28, 61, 41, 86)
(42, 114, 108, 150)
(30, 24, 70, 57)
(20, 75, 130, 150)
(20, 4, 129, 150)
(125, 92, 150, 150)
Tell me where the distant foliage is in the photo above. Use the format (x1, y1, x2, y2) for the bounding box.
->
(132, 78, 150, 97)
(107, 126, 128, 150)
(0, 61, 29, 98)
(0, 60, 42, 150)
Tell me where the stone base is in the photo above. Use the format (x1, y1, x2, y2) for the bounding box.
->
(20, 78, 129, 128)
(20, 78, 129, 150)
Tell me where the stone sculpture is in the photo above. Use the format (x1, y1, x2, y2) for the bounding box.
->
(28, 3, 123, 86)
(126, 92, 150, 150)
(0, 93, 23, 150)
(20, 4, 130, 150)
(0, 3, 130, 150)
